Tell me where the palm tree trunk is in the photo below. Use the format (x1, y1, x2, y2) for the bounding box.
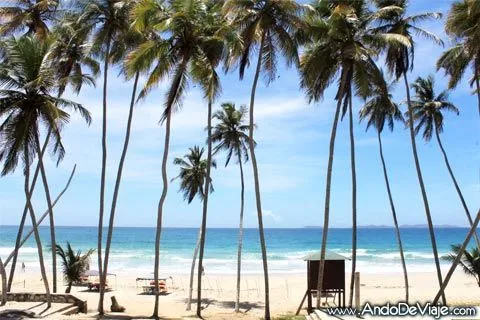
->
(196, 100, 214, 318)
(435, 129, 480, 249)
(186, 228, 201, 311)
(34, 133, 57, 293)
(66, 282, 72, 294)
(475, 59, 480, 118)
(347, 93, 357, 307)
(0, 258, 6, 306)
(432, 209, 480, 304)
(377, 131, 409, 302)
(7, 210, 28, 292)
(403, 72, 446, 304)
(5, 165, 76, 267)
(7, 132, 50, 291)
(98, 36, 112, 315)
(152, 106, 172, 319)
(248, 33, 270, 320)
(235, 156, 245, 313)
(24, 148, 51, 307)
(316, 69, 347, 309)
(101, 72, 140, 307)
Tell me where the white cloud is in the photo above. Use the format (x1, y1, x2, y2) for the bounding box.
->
(261, 210, 282, 223)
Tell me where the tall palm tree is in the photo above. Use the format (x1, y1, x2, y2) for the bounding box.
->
(211, 102, 252, 312)
(222, 1, 304, 316)
(126, 1, 228, 317)
(6, 20, 98, 293)
(72, 0, 133, 312)
(373, 0, 446, 304)
(346, 86, 358, 307)
(55, 243, 94, 293)
(1, 0, 60, 294)
(438, 0, 480, 118)
(187, 2, 236, 316)
(359, 75, 409, 302)
(0, 0, 59, 39)
(300, 0, 406, 307)
(0, 36, 91, 307)
(172, 146, 215, 311)
(409, 75, 480, 249)
(100, 15, 156, 318)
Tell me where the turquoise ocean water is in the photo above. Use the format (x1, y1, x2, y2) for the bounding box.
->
(0, 226, 473, 275)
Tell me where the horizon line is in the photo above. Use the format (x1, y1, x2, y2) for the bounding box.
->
(0, 224, 469, 229)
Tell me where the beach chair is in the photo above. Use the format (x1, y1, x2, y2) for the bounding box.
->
(88, 280, 110, 292)
(143, 279, 168, 294)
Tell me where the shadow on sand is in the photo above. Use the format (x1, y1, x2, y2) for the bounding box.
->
(187, 298, 263, 313)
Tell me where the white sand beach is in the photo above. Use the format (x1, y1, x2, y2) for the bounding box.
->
(3, 270, 479, 319)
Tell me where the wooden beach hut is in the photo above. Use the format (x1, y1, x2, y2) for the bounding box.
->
(296, 251, 348, 314)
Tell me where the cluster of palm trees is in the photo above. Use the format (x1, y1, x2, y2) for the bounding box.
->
(172, 102, 251, 313)
(1, 0, 479, 319)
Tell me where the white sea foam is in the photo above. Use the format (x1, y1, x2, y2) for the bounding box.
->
(0, 247, 38, 255)
(3, 246, 452, 276)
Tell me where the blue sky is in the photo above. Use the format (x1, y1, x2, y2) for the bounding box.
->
(0, 0, 478, 229)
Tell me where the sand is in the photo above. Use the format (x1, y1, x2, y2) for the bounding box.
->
(3, 269, 479, 319)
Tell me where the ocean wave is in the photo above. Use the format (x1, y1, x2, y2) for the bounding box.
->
(330, 248, 448, 261)
(0, 247, 39, 255)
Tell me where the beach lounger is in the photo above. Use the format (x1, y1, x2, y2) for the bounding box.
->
(88, 281, 110, 291)
(141, 279, 168, 294)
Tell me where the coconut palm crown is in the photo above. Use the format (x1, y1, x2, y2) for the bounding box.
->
(0, 36, 91, 176)
(372, 0, 443, 80)
(172, 146, 216, 204)
(359, 74, 404, 133)
(48, 16, 100, 96)
(0, 0, 59, 39)
(408, 75, 459, 140)
(223, 0, 304, 83)
(438, 0, 480, 116)
(211, 102, 253, 166)
(55, 242, 94, 293)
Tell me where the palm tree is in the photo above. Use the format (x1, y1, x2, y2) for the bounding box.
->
(55, 243, 94, 293)
(211, 102, 252, 312)
(49, 16, 100, 97)
(373, 0, 446, 304)
(300, 0, 406, 307)
(433, 209, 480, 304)
(359, 75, 409, 302)
(6, 20, 98, 293)
(101, 17, 154, 318)
(72, 0, 133, 312)
(222, 1, 304, 316)
(445, 244, 480, 287)
(126, 1, 228, 317)
(0, 0, 59, 39)
(0, 36, 91, 307)
(172, 146, 215, 311)
(438, 0, 480, 117)
(0, 0, 61, 294)
(408, 75, 480, 249)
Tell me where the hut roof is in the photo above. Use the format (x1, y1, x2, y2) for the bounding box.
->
(303, 251, 349, 261)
